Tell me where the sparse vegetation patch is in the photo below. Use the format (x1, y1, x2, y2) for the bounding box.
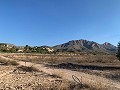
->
(0, 59, 19, 66)
(17, 65, 39, 72)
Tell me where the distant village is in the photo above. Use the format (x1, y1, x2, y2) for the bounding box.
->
(0, 43, 54, 53)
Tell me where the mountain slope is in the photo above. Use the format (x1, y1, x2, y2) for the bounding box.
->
(53, 39, 117, 53)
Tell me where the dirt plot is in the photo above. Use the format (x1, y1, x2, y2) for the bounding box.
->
(0, 53, 120, 90)
(0, 65, 68, 90)
(0, 59, 91, 90)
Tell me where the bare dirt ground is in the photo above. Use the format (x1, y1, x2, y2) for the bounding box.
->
(0, 55, 120, 90)
(0, 62, 63, 90)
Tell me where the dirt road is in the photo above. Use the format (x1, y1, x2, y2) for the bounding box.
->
(0, 56, 120, 90)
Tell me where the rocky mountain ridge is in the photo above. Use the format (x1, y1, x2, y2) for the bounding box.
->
(53, 39, 117, 53)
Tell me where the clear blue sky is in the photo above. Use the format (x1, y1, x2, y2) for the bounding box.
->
(0, 0, 120, 46)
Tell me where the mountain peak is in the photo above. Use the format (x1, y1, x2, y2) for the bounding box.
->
(103, 42, 111, 46)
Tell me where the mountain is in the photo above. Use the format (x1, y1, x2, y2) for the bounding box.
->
(53, 39, 117, 53)
(0, 40, 117, 54)
(102, 42, 117, 52)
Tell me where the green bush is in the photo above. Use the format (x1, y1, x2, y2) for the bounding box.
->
(116, 42, 120, 61)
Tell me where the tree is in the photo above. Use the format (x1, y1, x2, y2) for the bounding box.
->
(9, 46, 17, 53)
(24, 45, 31, 53)
(116, 42, 120, 60)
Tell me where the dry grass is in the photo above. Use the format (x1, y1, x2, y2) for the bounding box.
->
(0, 65, 97, 90)
(0, 59, 19, 66)
(1, 53, 120, 90)
(87, 70, 120, 82)
(32, 80, 109, 90)
(6, 54, 119, 65)
(17, 65, 39, 72)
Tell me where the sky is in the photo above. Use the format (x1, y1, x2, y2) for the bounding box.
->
(0, 0, 120, 46)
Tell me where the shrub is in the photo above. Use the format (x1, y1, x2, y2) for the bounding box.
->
(116, 42, 120, 61)
(17, 66, 39, 72)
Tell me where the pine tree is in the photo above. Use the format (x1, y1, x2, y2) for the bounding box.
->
(116, 42, 120, 60)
